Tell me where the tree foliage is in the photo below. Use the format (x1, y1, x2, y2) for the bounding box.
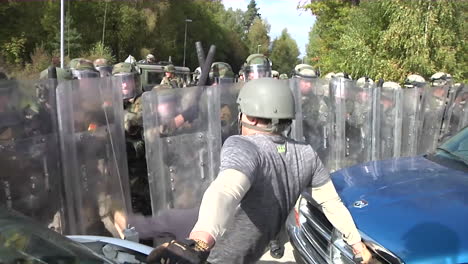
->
(270, 29, 300, 74)
(246, 18, 271, 55)
(303, 0, 467, 83)
(0, 0, 253, 75)
(242, 0, 261, 34)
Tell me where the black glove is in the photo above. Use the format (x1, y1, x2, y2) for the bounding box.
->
(147, 239, 210, 264)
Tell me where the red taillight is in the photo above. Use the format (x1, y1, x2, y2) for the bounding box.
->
(294, 208, 300, 227)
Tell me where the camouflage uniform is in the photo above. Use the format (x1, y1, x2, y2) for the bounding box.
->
(160, 64, 185, 88)
(113, 62, 151, 215)
(345, 77, 374, 165)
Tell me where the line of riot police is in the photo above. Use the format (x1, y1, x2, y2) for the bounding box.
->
(0, 51, 466, 251)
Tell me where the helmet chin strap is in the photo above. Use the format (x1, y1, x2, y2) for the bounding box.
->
(237, 112, 280, 134)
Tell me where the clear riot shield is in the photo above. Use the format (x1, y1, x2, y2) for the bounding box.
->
(328, 78, 347, 171)
(372, 87, 403, 160)
(290, 77, 333, 169)
(417, 84, 450, 154)
(400, 87, 422, 157)
(0, 79, 65, 232)
(142, 85, 221, 215)
(343, 80, 374, 167)
(56, 77, 131, 236)
(440, 85, 468, 142)
(218, 82, 242, 144)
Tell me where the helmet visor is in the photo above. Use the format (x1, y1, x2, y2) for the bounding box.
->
(117, 74, 137, 100)
(245, 65, 272, 81)
(72, 70, 100, 79)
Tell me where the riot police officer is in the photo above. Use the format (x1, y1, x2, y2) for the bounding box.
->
(69, 58, 100, 79)
(293, 64, 331, 164)
(94, 58, 113, 77)
(113, 62, 151, 215)
(243, 53, 272, 81)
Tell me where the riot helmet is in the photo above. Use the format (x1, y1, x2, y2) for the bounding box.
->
(404, 74, 426, 89)
(335, 72, 352, 80)
(271, 70, 280, 79)
(431, 72, 449, 86)
(237, 78, 295, 133)
(279, 73, 288, 80)
(113, 62, 141, 100)
(243, 53, 272, 81)
(293, 64, 317, 79)
(69, 58, 100, 79)
(323, 72, 336, 80)
(94, 58, 113, 77)
(356, 76, 374, 89)
(381, 82, 401, 107)
(294, 64, 317, 94)
(210, 62, 235, 84)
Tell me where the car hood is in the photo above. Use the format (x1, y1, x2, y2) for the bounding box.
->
(331, 156, 468, 264)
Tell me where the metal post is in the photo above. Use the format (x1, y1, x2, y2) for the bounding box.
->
(257, 44, 261, 54)
(183, 19, 192, 67)
(60, 0, 64, 68)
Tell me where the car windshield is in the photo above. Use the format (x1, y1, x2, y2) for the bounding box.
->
(0, 208, 114, 264)
(147, 71, 164, 85)
(435, 126, 468, 167)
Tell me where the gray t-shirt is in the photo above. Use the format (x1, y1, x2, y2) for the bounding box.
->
(208, 134, 330, 264)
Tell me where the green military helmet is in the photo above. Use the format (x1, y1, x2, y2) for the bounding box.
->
(356, 76, 374, 88)
(404, 74, 425, 88)
(112, 62, 136, 75)
(69, 58, 99, 79)
(323, 72, 336, 80)
(293, 64, 317, 79)
(39, 67, 73, 81)
(94, 58, 109, 68)
(279, 73, 288, 80)
(210, 62, 235, 82)
(69, 58, 95, 71)
(382, 81, 401, 91)
(271, 70, 280, 79)
(431, 72, 449, 86)
(113, 62, 141, 100)
(335, 72, 352, 80)
(237, 78, 295, 120)
(244, 53, 272, 81)
(164, 64, 176, 73)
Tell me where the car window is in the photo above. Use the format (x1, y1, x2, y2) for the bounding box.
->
(147, 71, 163, 85)
(0, 210, 114, 264)
(436, 126, 468, 166)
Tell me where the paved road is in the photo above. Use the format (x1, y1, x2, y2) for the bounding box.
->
(257, 242, 296, 264)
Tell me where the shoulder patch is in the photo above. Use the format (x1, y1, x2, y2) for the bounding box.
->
(277, 144, 286, 153)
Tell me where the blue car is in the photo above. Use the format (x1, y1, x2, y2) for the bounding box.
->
(287, 127, 468, 264)
(0, 207, 153, 263)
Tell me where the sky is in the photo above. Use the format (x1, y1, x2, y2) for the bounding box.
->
(222, 0, 316, 57)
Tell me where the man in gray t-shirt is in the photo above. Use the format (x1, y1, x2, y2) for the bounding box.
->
(148, 78, 372, 264)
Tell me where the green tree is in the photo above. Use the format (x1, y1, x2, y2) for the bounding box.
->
(270, 29, 300, 74)
(243, 0, 261, 34)
(52, 15, 83, 58)
(246, 18, 270, 55)
(303, 0, 467, 82)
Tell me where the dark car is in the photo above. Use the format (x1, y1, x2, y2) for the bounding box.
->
(288, 127, 468, 264)
(0, 207, 152, 263)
